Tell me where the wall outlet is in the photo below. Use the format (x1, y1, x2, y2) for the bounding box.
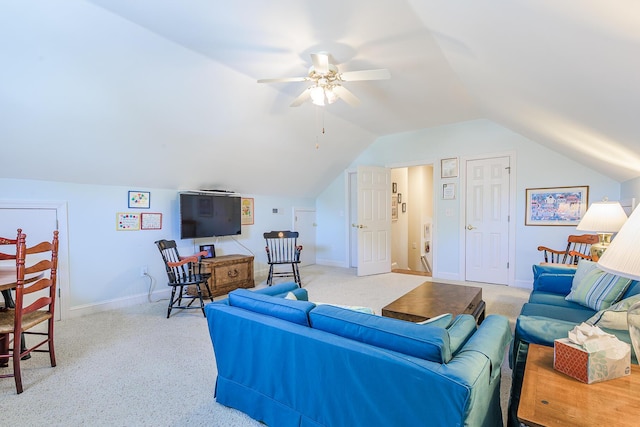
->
(140, 265, 148, 276)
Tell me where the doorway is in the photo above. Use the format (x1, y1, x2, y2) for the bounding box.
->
(390, 165, 434, 276)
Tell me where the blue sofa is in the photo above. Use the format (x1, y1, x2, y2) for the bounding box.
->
(206, 282, 512, 427)
(507, 263, 640, 427)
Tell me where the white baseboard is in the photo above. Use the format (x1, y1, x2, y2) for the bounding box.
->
(315, 258, 349, 268)
(68, 289, 171, 318)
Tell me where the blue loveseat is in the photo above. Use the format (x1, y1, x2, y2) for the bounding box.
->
(206, 282, 512, 427)
(507, 263, 640, 427)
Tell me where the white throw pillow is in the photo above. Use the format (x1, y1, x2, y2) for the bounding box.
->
(284, 291, 298, 300)
(416, 313, 453, 328)
(587, 295, 640, 330)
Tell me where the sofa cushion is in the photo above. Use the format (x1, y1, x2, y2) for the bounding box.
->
(528, 291, 583, 308)
(228, 289, 315, 326)
(622, 281, 640, 299)
(309, 304, 452, 363)
(587, 294, 640, 330)
(520, 302, 594, 324)
(565, 268, 632, 310)
(532, 264, 575, 295)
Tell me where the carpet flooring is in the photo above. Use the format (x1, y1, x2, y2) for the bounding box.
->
(0, 265, 530, 426)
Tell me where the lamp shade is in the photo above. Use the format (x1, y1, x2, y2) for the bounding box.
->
(597, 205, 640, 281)
(576, 201, 628, 233)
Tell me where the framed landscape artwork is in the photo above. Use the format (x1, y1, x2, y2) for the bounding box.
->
(525, 186, 589, 226)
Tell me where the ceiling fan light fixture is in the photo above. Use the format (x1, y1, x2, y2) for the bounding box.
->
(310, 86, 326, 106)
(325, 87, 338, 104)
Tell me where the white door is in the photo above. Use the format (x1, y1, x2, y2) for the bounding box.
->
(293, 208, 316, 267)
(465, 156, 510, 284)
(0, 207, 62, 320)
(356, 165, 391, 276)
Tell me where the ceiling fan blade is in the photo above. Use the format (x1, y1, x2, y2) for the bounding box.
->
(332, 85, 361, 107)
(257, 76, 308, 83)
(290, 88, 311, 107)
(311, 53, 329, 74)
(340, 69, 391, 82)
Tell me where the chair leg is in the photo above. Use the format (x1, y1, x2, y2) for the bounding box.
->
(195, 284, 206, 317)
(13, 336, 23, 394)
(202, 280, 214, 302)
(267, 265, 274, 286)
(48, 318, 56, 367)
(167, 286, 177, 318)
(0, 333, 8, 367)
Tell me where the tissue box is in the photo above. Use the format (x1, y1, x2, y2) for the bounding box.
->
(554, 338, 631, 384)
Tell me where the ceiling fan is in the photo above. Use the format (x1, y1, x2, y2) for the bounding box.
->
(258, 52, 390, 107)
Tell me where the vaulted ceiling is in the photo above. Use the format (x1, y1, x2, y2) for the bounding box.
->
(1, 1, 638, 197)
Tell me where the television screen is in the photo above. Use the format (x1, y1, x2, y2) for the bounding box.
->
(179, 193, 241, 239)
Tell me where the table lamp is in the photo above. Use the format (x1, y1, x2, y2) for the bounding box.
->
(597, 205, 640, 364)
(576, 200, 628, 260)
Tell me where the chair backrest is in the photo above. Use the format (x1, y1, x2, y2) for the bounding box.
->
(565, 234, 599, 262)
(14, 230, 59, 328)
(264, 231, 302, 263)
(0, 229, 20, 261)
(155, 239, 201, 284)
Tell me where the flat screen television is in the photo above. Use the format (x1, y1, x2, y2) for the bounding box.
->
(179, 193, 241, 239)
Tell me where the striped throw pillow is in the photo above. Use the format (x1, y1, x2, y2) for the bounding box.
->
(565, 268, 632, 311)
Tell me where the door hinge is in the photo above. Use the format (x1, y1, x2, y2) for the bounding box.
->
(505, 166, 511, 173)
(507, 262, 510, 269)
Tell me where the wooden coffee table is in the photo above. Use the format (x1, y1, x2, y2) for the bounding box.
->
(381, 281, 485, 324)
(518, 344, 640, 426)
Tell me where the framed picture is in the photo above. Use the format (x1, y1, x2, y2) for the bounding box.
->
(392, 182, 397, 194)
(241, 197, 254, 225)
(128, 191, 150, 209)
(116, 212, 140, 231)
(398, 193, 402, 203)
(441, 158, 458, 178)
(199, 244, 216, 259)
(402, 203, 407, 213)
(442, 183, 456, 200)
(525, 186, 589, 226)
(141, 213, 162, 230)
(391, 197, 398, 220)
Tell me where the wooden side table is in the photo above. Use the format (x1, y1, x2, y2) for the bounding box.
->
(518, 343, 640, 426)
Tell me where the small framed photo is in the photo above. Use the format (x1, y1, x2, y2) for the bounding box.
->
(525, 186, 589, 226)
(391, 197, 398, 220)
(141, 213, 162, 230)
(398, 193, 402, 203)
(442, 183, 456, 200)
(392, 182, 398, 194)
(199, 244, 216, 259)
(402, 203, 407, 213)
(128, 191, 150, 209)
(441, 158, 458, 178)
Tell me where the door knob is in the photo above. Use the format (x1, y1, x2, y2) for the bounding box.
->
(466, 224, 477, 230)
(352, 224, 365, 229)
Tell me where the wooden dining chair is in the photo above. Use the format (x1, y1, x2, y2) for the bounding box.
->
(0, 230, 59, 394)
(264, 231, 303, 286)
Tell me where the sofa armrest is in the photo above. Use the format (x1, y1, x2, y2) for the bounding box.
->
(458, 314, 511, 380)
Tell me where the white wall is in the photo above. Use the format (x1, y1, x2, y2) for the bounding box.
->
(0, 178, 313, 317)
(316, 119, 621, 288)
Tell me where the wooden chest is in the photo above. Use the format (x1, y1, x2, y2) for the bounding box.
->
(199, 254, 255, 298)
